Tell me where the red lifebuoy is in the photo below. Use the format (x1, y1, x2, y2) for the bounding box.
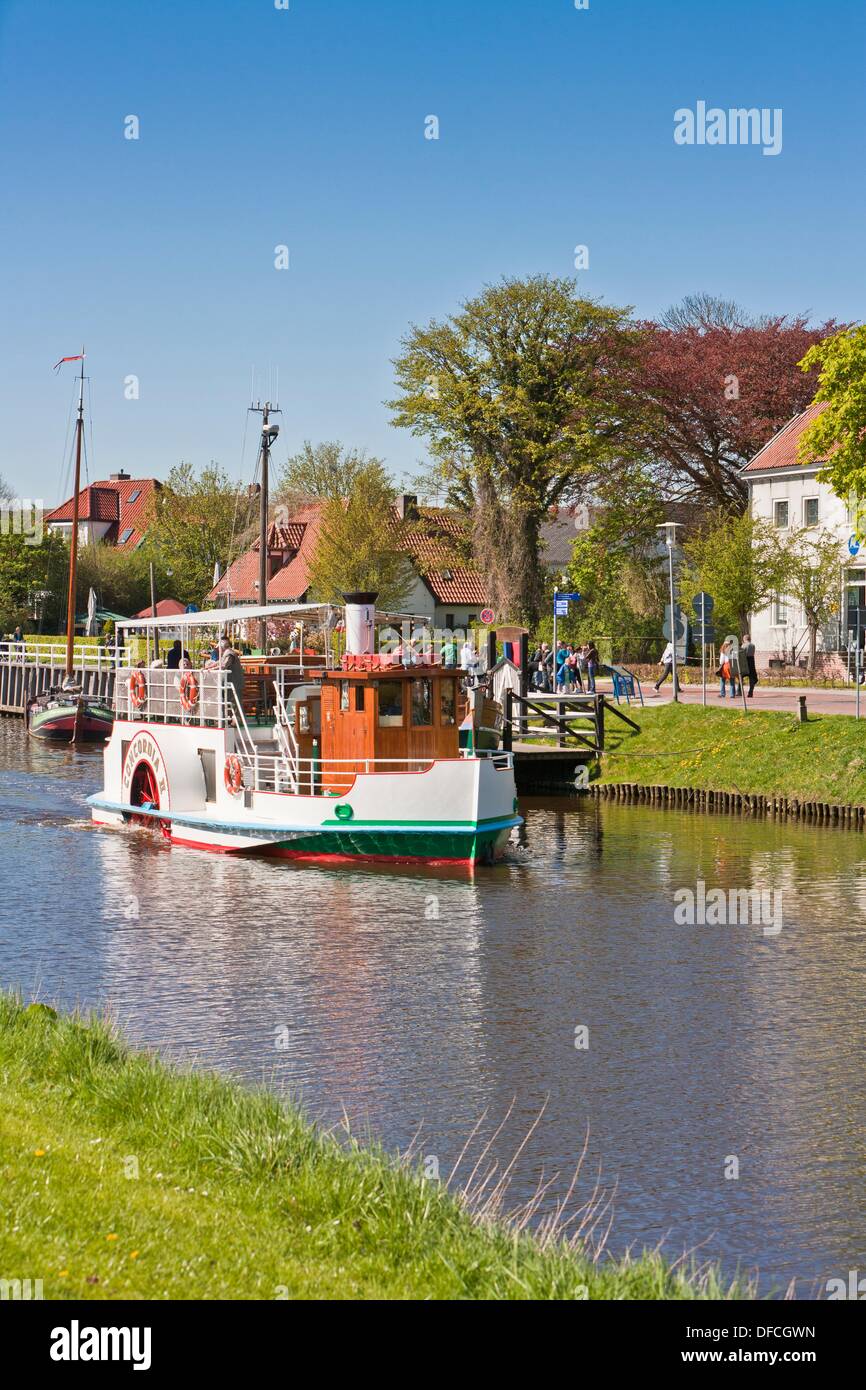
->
(224, 754, 244, 795)
(128, 669, 147, 708)
(179, 671, 199, 711)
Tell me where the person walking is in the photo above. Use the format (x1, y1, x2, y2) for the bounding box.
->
(654, 641, 680, 693)
(555, 640, 570, 692)
(741, 633, 758, 698)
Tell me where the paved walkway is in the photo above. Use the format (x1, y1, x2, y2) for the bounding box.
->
(640, 681, 866, 717)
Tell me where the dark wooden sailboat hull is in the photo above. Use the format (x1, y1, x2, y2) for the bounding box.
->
(28, 699, 114, 741)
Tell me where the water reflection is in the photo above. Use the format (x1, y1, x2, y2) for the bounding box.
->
(2, 720, 866, 1294)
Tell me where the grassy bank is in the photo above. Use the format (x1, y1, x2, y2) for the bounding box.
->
(0, 993, 740, 1301)
(599, 704, 866, 804)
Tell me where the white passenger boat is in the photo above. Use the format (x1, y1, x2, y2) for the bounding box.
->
(87, 595, 522, 866)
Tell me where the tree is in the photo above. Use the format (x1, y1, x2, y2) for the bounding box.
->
(560, 466, 669, 659)
(784, 528, 844, 670)
(389, 275, 642, 628)
(0, 531, 53, 632)
(306, 463, 415, 610)
(627, 298, 840, 511)
(74, 542, 170, 619)
(0, 474, 12, 501)
(143, 462, 243, 606)
(275, 441, 391, 508)
(797, 326, 866, 501)
(680, 510, 788, 637)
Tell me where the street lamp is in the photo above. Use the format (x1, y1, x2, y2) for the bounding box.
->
(657, 522, 682, 703)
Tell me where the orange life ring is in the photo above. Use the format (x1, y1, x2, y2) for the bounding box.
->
(179, 670, 199, 711)
(224, 754, 244, 795)
(128, 669, 147, 708)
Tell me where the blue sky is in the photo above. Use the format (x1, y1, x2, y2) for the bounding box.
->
(1, 0, 864, 503)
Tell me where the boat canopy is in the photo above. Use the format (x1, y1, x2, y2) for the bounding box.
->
(116, 602, 430, 632)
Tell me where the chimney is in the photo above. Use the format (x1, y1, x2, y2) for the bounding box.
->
(109, 470, 131, 481)
(395, 493, 418, 521)
(343, 591, 378, 655)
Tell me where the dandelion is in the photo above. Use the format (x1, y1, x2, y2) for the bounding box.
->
(34, 1148, 46, 1156)
(129, 1251, 139, 1260)
(106, 1233, 118, 1241)
(58, 1269, 69, 1277)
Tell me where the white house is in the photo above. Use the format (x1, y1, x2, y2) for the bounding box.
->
(743, 403, 860, 671)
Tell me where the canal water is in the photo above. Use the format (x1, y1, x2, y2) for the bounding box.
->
(2, 718, 865, 1297)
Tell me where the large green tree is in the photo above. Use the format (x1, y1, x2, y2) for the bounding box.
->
(0, 532, 53, 632)
(798, 326, 866, 500)
(306, 463, 415, 610)
(143, 462, 243, 606)
(389, 275, 642, 627)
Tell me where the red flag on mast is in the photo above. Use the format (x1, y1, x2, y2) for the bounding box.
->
(53, 354, 85, 372)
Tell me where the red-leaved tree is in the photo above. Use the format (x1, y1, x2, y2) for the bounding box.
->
(626, 296, 841, 511)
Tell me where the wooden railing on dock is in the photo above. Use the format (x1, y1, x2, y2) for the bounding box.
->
(502, 690, 639, 755)
(0, 646, 123, 716)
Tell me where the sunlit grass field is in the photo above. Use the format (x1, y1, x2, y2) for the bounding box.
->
(0, 993, 745, 1301)
(599, 705, 866, 804)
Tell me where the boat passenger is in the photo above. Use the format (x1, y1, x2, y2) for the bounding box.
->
(213, 636, 246, 707)
(166, 640, 186, 670)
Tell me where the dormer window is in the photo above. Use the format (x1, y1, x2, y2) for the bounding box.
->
(119, 527, 134, 544)
(127, 489, 141, 504)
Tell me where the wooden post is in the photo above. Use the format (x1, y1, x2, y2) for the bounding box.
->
(503, 688, 513, 752)
(596, 694, 605, 751)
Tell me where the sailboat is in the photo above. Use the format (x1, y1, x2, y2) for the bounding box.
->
(27, 354, 115, 742)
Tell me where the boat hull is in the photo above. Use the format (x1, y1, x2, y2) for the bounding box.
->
(88, 719, 521, 865)
(29, 700, 114, 741)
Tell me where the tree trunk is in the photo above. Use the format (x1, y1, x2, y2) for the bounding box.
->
(473, 489, 544, 627)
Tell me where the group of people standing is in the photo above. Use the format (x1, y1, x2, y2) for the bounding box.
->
(654, 634, 759, 698)
(530, 639, 600, 694)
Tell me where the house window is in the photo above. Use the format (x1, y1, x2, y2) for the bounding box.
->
(773, 594, 788, 626)
(773, 499, 789, 529)
(127, 489, 141, 504)
(377, 680, 404, 727)
(411, 678, 433, 726)
(803, 497, 819, 527)
(439, 679, 456, 726)
(119, 526, 134, 544)
(445, 613, 455, 630)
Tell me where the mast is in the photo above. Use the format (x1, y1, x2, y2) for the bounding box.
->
(250, 398, 280, 653)
(65, 355, 86, 678)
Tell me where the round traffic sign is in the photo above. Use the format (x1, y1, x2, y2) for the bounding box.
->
(692, 591, 714, 615)
(480, 608, 495, 625)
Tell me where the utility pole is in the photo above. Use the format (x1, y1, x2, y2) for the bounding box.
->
(249, 399, 281, 653)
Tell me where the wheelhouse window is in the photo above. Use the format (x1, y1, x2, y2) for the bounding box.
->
(411, 678, 433, 726)
(773, 499, 789, 529)
(340, 680, 350, 711)
(439, 679, 456, 725)
(377, 680, 404, 726)
(355, 684, 365, 710)
(803, 497, 819, 527)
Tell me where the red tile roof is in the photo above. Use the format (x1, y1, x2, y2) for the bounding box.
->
(133, 598, 188, 618)
(45, 477, 160, 549)
(206, 500, 489, 608)
(742, 403, 829, 474)
(208, 504, 323, 603)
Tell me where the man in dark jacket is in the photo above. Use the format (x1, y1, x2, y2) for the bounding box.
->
(741, 634, 758, 698)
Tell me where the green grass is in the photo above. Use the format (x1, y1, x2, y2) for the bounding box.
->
(599, 704, 866, 804)
(0, 993, 743, 1301)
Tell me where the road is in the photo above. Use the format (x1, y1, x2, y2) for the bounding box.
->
(642, 680, 866, 717)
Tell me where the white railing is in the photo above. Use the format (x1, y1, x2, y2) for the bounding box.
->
(114, 666, 232, 725)
(231, 748, 514, 795)
(0, 641, 128, 672)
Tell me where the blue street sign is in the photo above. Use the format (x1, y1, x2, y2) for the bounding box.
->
(849, 534, 861, 557)
(554, 599, 569, 617)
